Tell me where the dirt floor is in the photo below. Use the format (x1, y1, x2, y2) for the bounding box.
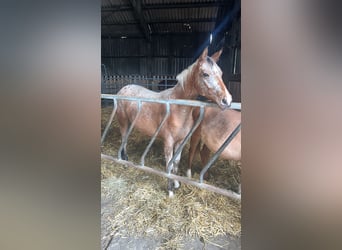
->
(101, 104, 241, 249)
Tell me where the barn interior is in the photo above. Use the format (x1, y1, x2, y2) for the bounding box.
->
(101, 0, 241, 102)
(101, 0, 241, 249)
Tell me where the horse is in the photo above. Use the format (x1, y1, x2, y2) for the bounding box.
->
(116, 47, 232, 197)
(187, 106, 241, 193)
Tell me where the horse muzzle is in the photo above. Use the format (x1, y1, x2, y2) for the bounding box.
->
(219, 96, 232, 109)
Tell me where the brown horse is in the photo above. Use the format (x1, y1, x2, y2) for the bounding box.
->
(116, 47, 232, 197)
(188, 107, 241, 192)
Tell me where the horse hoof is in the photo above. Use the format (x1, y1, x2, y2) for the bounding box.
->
(186, 169, 192, 178)
(168, 191, 174, 198)
(173, 180, 181, 189)
(120, 151, 128, 161)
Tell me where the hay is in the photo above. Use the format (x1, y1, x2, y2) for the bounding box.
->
(101, 105, 241, 248)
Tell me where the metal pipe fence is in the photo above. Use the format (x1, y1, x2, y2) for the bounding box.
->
(101, 94, 241, 200)
(101, 75, 177, 94)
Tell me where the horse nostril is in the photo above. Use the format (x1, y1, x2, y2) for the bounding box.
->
(222, 98, 228, 105)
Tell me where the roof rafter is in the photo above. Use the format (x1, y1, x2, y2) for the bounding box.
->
(128, 0, 151, 42)
(101, 1, 230, 12)
(102, 18, 216, 26)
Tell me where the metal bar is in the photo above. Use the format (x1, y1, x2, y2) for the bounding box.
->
(117, 100, 142, 159)
(102, 153, 241, 200)
(167, 106, 205, 174)
(101, 95, 241, 199)
(199, 123, 241, 183)
(101, 99, 117, 145)
(140, 102, 170, 166)
(101, 94, 241, 110)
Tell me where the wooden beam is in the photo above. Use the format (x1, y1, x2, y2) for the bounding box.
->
(129, 0, 151, 42)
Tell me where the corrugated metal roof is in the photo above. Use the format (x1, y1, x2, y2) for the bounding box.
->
(143, 0, 222, 4)
(102, 0, 130, 8)
(105, 11, 135, 24)
(102, 0, 235, 37)
(150, 22, 215, 34)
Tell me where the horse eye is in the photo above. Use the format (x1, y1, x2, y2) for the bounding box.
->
(203, 73, 209, 77)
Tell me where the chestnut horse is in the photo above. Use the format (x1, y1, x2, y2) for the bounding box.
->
(116, 47, 232, 197)
(188, 107, 241, 192)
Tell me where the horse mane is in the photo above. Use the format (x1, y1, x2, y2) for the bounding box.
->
(176, 62, 196, 91)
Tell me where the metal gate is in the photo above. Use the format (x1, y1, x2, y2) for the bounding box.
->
(101, 94, 241, 200)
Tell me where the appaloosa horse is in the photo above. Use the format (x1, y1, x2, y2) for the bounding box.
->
(116, 47, 232, 197)
(188, 106, 241, 193)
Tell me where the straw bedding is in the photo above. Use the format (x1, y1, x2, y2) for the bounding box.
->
(101, 105, 241, 249)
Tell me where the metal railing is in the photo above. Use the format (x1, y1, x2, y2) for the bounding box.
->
(101, 75, 177, 94)
(101, 94, 241, 200)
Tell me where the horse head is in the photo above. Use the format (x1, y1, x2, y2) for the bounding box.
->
(194, 47, 232, 109)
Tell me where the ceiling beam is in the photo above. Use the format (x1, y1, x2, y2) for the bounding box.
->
(101, 1, 230, 12)
(211, 0, 240, 52)
(143, 1, 229, 10)
(128, 0, 151, 42)
(101, 5, 132, 13)
(102, 18, 216, 26)
(101, 32, 209, 39)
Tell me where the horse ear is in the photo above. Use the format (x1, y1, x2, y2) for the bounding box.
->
(211, 49, 223, 63)
(198, 47, 208, 63)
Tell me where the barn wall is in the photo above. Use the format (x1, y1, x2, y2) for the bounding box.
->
(220, 16, 241, 102)
(101, 17, 241, 101)
(101, 34, 204, 76)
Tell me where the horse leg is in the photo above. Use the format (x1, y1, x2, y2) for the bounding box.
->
(117, 109, 129, 160)
(172, 141, 184, 189)
(200, 144, 211, 179)
(164, 140, 175, 197)
(120, 137, 128, 160)
(187, 127, 202, 178)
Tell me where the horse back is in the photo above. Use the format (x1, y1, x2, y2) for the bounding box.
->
(116, 85, 171, 137)
(117, 84, 160, 98)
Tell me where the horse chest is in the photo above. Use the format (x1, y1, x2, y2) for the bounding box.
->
(169, 112, 193, 138)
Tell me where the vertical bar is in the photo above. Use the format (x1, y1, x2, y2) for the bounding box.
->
(233, 47, 237, 74)
(167, 106, 205, 174)
(101, 98, 117, 145)
(199, 123, 241, 183)
(140, 103, 170, 166)
(117, 100, 142, 159)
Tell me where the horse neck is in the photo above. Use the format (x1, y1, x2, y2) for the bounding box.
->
(171, 63, 199, 100)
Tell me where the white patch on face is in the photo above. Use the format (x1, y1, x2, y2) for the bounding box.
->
(202, 63, 223, 93)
